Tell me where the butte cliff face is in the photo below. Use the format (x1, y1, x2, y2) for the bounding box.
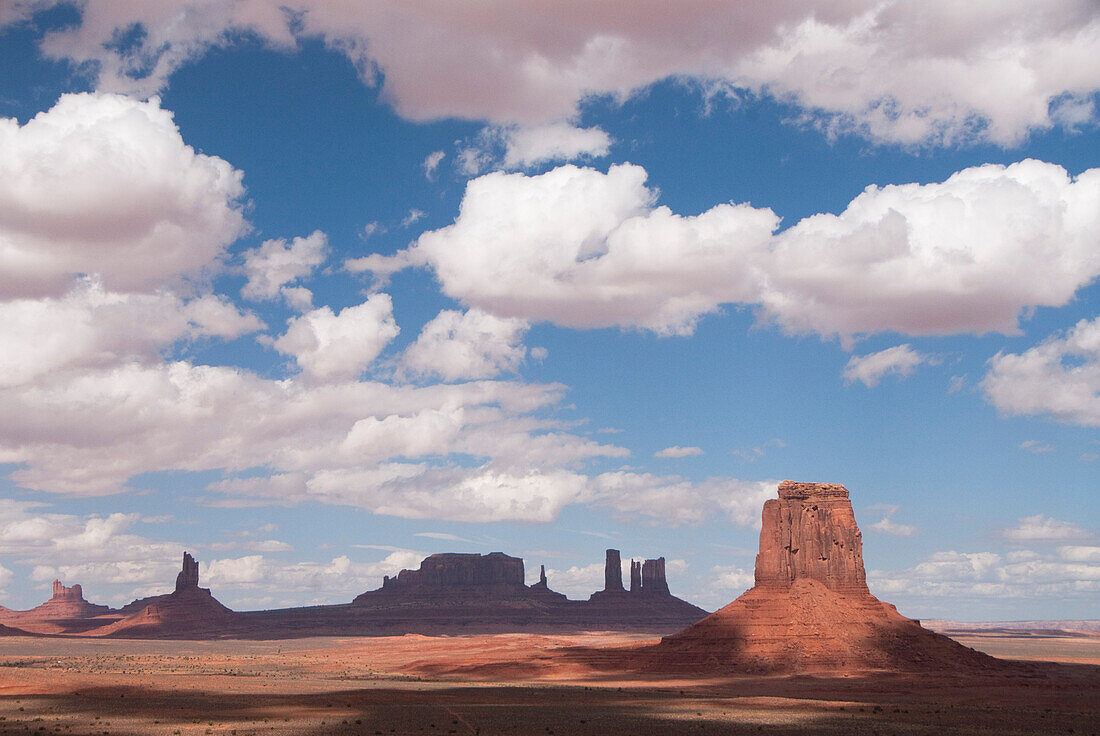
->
(754, 482, 867, 594)
(649, 481, 998, 674)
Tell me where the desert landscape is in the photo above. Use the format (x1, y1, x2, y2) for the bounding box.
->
(4, 8, 1100, 733)
(2, 483, 1097, 735)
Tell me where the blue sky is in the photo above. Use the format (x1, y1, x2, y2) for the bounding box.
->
(0, 2, 1097, 621)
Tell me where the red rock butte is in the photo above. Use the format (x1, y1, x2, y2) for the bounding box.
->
(644, 481, 999, 674)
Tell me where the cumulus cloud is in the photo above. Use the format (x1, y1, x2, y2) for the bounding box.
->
(501, 123, 612, 169)
(982, 316, 1100, 426)
(273, 294, 400, 381)
(0, 92, 247, 299)
(654, 446, 704, 458)
(1019, 440, 1054, 454)
(349, 163, 775, 335)
(352, 161, 1100, 339)
(0, 499, 183, 604)
(400, 309, 530, 382)
(870, 516, 918, 537)
(710, 564, 754, 595)
(844, 345, 926, 387)
(869, 544, 1100, 604)
(0, 280, 260, 389)
(240, 231, 328, 302)
(14, 1, 1100, 145)
(1002, 514, 1091, 542)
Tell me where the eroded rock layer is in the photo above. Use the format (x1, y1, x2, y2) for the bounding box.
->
(755, 481, 868, 593)
(646, 481, 999, 674)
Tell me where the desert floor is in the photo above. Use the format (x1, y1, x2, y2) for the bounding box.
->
(1, 631, 1098, 736)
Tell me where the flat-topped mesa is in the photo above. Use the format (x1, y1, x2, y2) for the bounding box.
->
(754, 481, 868, 594)
(175, 552, 200, 592)
(368, 552, 528, 599)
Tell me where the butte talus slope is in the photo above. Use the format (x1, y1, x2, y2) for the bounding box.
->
(647, 481, 999, 674)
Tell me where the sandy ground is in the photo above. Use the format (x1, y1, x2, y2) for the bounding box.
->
(1, 631, 1098, 735)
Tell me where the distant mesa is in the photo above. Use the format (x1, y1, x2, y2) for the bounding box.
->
(350, 550, 703, 631)
(0, 578, 110, 633)
(642, 481, 1000, 674)
(356, 552, 546, 602)
(0, 547, 706, 639)
(36, 579, 111, 619)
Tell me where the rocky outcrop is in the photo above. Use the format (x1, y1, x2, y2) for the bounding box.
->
(640, 558, 670, 595)
(629, 560, 641, 592)
(0, 580, 111, 631)
(754, 481, 867, 593)
(645, 482, 1000, 674)
(105, 552, 235, 637)
(603, 549, 625, 592)
(175, 552, 199, 592)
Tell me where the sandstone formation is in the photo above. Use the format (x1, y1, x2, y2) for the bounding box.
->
(104, 552, 235, 637)
(362, 552, 528, 600)
(175, 551, 199, 591)
(0, 579, 111, 634)
(604, 548, 625, 592)
(646, 481, 999, 674)
(1, 548, 706, 639)
(342, 549, 704, 636)
(590, 550, 675, 599)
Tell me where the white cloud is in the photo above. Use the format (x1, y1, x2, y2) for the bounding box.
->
(240, 231, 328, 302)
(413, 532, 473, 543)
(352, 160, 1100, 339)
(1002, 514, 1090, 542)
(654, 446, 704, 458)
(711, 564, 754, 594)
(401, 208, 425, 228)
(591, 474, 776, 527)
(422, 150, 445, 180)
(273, 294, 400, 381)
(340, 409, 465, 461)
(0, 562, 13, 592)
(731, 438, 785, 462)
(349, 163, 774, 335)
(844, 345, 926, 387)
(279, 286, 314, 312)
(1019, 440, 1054, 454)
(982, 316, 1100, 426)
(400, 309, 529, 382)
(1060, 545, 1100, 563)
(762, 161, 1100, 338)
(199, 550, 424, 607)
(18, 2, 1100, 146)
(543, 562, 604, 600)
(501, 123, 611, 169)
(0, 92, 247, 300)
(871, 516, 917, 537)
(869, 544, 1100, 603)
(0, 280, 260, 389)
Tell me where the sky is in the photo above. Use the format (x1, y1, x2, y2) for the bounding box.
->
(0, 1, 1097, 622)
